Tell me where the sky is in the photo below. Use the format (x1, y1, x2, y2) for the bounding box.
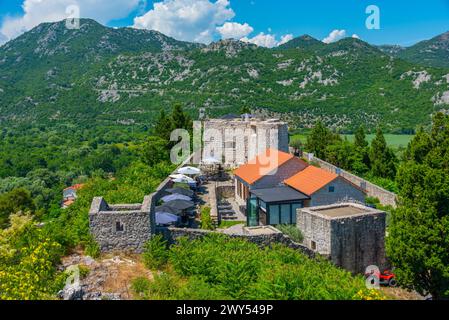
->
(0, 0, 448, 47)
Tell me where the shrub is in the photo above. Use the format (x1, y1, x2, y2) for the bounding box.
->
(200, 206, 214, 230)
(131, 277, 152, 299)
(276, 224, 304, 243)
(84, 238, 100, 258)
(143, 235, 169, 270)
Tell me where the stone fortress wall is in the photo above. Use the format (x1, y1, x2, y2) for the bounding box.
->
(203, 117, 289, 168)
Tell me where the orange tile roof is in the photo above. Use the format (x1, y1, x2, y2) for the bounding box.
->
(234, 148, 296, 185)
(64, 184, 85, 191)
(284, 165, 338, 196)
(63, 199, 75, 207)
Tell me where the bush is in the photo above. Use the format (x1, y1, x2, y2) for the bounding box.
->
(131, 277, 152, 299)
(154, 234, 370, 300)
(200, 206, 214, 230)
(143, 235, 169, 270)
(276, 224, 304, 243)
(84, 238, 100, 258)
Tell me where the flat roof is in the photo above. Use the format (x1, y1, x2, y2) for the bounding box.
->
(251, 186, 310, 203)
(313, 205, 367, 218)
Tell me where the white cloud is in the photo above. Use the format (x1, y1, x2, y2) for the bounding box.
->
(0, 0, 141, 43)
(278, 33, 293, 45)
(241, 32, 277, 48)
(322, 29, 346, 44)
(133, 0, 235, 43)
(352, 34, 360, 39)
(242, 32, 293, 48)
(217, 22, 253, 40)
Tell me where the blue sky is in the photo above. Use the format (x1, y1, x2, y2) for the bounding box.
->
(1, 0, 448, 46)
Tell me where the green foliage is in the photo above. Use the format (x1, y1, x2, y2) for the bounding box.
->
(142, 137, 169, 167)
(276, 224, 304, 243)
(0, 188, 35, 228)
(200, 206, 215, 231)
(0, 214, 65, 300)
(387, 113, 449, 299)
(138, 234, 370, 300)
(143, 235, 169, 270)
(131, 277, 152, 299)
(306, 121, 341, 159)
(370, 128, 397, 179)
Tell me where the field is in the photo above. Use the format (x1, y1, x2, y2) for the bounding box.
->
(291, 134, 415, 150)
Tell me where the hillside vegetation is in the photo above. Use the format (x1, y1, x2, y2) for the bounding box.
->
(1, 19, 448, 132)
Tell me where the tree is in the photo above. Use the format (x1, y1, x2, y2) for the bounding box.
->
(387, 113, 449, 299)
(369, 128, 397, 179)
(153, 110, 172, 142)
(354, 125, 369, 149)
(306, 121, 341, 159)
(142, 137, 169, 167)
(0, 188, 35, 228)
(290, 137, 303, 156)
(171, 103, 192, 132)
(240, 106, 251, 115)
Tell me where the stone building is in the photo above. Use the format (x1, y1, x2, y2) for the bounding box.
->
(203, 116, 289, 168)
(89, 196, 155, 253)
(297, 203, 386, 274)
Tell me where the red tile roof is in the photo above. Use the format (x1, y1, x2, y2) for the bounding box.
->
(234, 148, 297, 185)
(284, 165, 338, 196)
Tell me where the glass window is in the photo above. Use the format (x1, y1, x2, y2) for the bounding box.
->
(291, 203, 303, 225)
(247, 198, 259, 227)
(280, 204, 291, 224)
(269, 205, 280, 225)
(329, 186, 335, 193)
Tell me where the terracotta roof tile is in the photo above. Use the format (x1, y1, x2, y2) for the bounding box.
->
(234, 148, 295, 185)
(284, 165, 338, 196)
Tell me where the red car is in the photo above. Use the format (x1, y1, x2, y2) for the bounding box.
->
(365, 269, 398, 287)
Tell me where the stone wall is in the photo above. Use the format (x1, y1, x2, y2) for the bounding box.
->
(203, 118, 289, 169)
(297, 204, 387, 274)
(89, 197, 154, 253)
(156, 226, 315, 258)
(330, 213, 387, 274)
(89, 154, 195, 253)
(304, 153, 397, 207)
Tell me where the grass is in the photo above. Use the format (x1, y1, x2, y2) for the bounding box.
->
(218, 220, 244, 229)
(290, 134, 414, 150)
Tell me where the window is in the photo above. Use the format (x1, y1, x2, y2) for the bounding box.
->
(269, 205, 280, 225)
(291, 203, 303, 225)
(311, 240, 317, 251)
(280, 204, 291, 224)
(115, 221, 124, 232)
(329, 186, 335, 193)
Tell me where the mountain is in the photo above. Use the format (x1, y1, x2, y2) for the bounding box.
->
(1, 19, 449, 132)
(378, 31, 449, 68)
(278, 35, 325, 50)
(397, 31, 449, 68)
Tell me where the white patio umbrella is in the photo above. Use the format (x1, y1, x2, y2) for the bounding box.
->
(178, 166, 201, 176)
(156, 212, 179, 225)
(161, 194, 192, 203)
(170, 174, 195, 184)
(202, 156, 221, 165)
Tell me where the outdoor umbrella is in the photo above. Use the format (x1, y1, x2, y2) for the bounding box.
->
(156, 212, 179, 225)
(165, 188, 194, 197)
(202, 156, 220, 165)
(162, 200, 195, 211)
(170, 174, 195, 184)
(178, 166, 201, 176)
(156, 205, 181, 215)
(161, 194, 192, 203)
